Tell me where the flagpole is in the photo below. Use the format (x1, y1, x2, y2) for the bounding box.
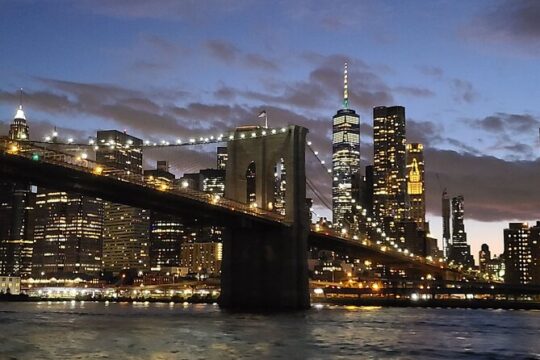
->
(265, 112, 268, 129)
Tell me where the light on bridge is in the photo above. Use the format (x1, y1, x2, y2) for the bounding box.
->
(93, 166, 103, 175)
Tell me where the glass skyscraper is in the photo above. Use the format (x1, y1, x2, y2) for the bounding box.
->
(372, 106, 408, 243)
(332, 63, 360, 226)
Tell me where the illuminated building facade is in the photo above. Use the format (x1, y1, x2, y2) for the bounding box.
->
(0, 182, 35, 277)
(273, 159, 286, 215)
(8, 102, 29, 141)
(32, 191, 103, 278)
(180, 242, 223, 276)
(217, 146, 228, 170)
(332, 63, 361, 225)
(144, 161, 184, 270)
(1, 103, 34, 277)
(478, 243, 491, 272)
(200, 169, 226, 196)
(373, 106, 408, 239)
(442, 189, 451, 258)
(448, 195, 474, 267)
(97, 131, 149, 274)
(406, 143, 425, 230)
(96, 130, 143, 175)
(504, 222, 540, 285)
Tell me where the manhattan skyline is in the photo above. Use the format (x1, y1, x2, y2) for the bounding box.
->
(1, 0, 539, 258)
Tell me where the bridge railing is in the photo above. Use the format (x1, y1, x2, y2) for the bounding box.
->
(0, 139, 286, 223)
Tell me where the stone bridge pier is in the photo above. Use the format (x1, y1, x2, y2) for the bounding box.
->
(220, 125, 310, 310)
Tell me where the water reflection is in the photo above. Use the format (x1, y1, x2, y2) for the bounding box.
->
(1, 302, 540, 359)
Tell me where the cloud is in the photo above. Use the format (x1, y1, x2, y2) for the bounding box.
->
(205, 40, 240, 63)
(464, 0, 540, 54)
(471, 113, 540, 134)
(394, 86, 435, 98)
(425, 149, 540, 222)
(451, 78, 477, 103)
(418, 66, 443, 78)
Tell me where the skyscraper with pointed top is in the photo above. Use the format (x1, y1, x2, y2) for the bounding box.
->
(332, 63, 360, 226)
(9, 89, 29, 141)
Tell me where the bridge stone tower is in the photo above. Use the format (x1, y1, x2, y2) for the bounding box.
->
(221, 125, 310, 310)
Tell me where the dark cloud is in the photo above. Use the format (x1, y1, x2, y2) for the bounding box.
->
(407, 119, 444, 147)
(205, 40, 240, 63)
(204, 40, 280, 71)
(212, 54, 393, 112)
(466, 0, 540, 50)
(418, 66, 443, 78)
(425, 149, 540, 222)
(394, 86, 435, 98)
(451, 79, 477, 103)
(471, 113, 540, 134)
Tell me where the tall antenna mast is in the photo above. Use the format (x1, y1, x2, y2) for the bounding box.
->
(19, 88, 23, 109)
(343, 62, 349, 109)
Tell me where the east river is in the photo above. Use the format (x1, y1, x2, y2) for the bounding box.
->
(1, 302, 540, 359)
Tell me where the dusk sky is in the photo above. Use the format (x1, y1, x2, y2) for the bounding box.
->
(1, 0, 539, 259)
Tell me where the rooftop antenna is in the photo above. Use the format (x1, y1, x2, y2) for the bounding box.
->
(19, 88, 23, 109)
(343, 62, 349, 109)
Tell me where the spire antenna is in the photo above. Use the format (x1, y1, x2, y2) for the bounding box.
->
(343, 62, 349, 109)
(19, 88, 23, 109)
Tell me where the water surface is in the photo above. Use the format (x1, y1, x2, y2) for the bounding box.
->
(1, 302, 539, 359)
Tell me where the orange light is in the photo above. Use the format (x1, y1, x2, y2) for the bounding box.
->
(93, 166, 103, 175)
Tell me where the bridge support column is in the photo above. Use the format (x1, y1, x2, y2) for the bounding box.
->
(221, 125, 310, 310)
(220, 220, 309, 310)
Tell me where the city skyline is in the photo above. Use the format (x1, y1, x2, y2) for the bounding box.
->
(1, 1, 540, 258)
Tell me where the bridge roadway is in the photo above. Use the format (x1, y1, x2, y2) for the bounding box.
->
(0, 142, 463, 280)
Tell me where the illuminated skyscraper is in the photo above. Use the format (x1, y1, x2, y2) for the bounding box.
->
(1, 101, 34, 277)
(144, 161, 184, 270)
(8, 95, 29, 141)
(217, 147, 228, 170)
(32, 191, 103, 278)
(479, 243, 491, 273)
(0, 182, 35, 277)
(332, 63, 360, 225)
(406, 143, 425, 230)
(448, 195, 474, 267)
(504, 222, 540, 285)
(97, 131, 149, 274)
(442, 189, 451, 258)
(373, 106, 408, 236)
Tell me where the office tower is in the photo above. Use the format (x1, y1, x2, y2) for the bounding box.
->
(144, 161, 184, 270)
(274, 159, 286, 215)
(442, 189, 451, 258)
(96, 130, 143, 175)
(180, 242, 223, 277)
(406, 143, 426, 230)
(102, 204, 149, 274)
(0, 182, 35, 277)
(32, 191, 103, 278)
(355, 165, 374, 218)
(504, 222, 540, 285)
(332, 63, 361, 225)
(0, 103, 34, 277)
(448, 195, 474, 267)
(478, 243, 491, 272)
(373, 106, 408, 229)
(199, 169, 226, 196)
(246, 162, 256, 204)
(97, 131, 149, 274)
(8, 98, 29, 141)
(217, 147, 228, 170)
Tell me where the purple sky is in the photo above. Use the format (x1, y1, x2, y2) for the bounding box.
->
(1, 0, 539, 260)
